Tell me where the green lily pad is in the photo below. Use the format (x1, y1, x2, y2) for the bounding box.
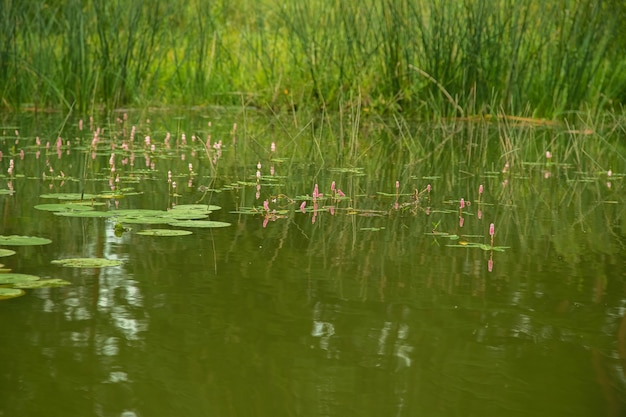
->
(229, 207, 260, 215)
(0, 288, 25, 300)
(170, 204, 221, 212)
(51, 258, 123, 268)
(35, 203, 96, 212)
(96, 191, 127, 199)
(0, 189, 15, 195)
(115, 216, 172, 225)
(54, 210, 115, 218)
(12, 278, 72, 289)
(40, 193, 98, 200)
(446, 243, 510, 252)
(0, 235, 52, 246)
(0, 249, 16, 257)
(112, 209, 169, 217)
(166, 213, 209, 220)
(168, 220, 231, 228)
(136, 229, 193, 236)
(0, 273, 40, 285)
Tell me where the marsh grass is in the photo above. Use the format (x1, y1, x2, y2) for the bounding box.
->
(1, 0, 626, 116)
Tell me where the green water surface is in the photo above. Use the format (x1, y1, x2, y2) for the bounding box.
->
(0, 110, 625, 417)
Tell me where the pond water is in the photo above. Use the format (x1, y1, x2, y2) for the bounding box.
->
(1, 109, 626, 417)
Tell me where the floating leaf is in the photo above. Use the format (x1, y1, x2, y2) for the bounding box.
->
(51, 258, 123, 268)
(115, 216, 172, 225)
(164, 212, 209, 220)
(0, 273, 40, 285)
(40, 193, 98, 200)
(54, 210, 114, 218)
(170, 204, 221, 212)
(168, 220, 231, 228)
(446, 243, 510, 252)
(96, 191, 126, 199)
(35, 203, 96, 212)
(0, 249, 16, 257)
(0, 235, 52, 246)
(112, 209, 169, 217)
(12, 278, 72, 289)
(136, 229, 193, 237)
(0, 288, 25, 300)
(230, 207, 260, 215)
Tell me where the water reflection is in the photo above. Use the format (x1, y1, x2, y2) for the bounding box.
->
(2, 112, 626, 416)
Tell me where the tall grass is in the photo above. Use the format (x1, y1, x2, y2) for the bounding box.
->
(1, 0, 625, 117)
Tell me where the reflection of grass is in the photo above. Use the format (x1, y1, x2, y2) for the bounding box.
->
(2, 108, 626, 279)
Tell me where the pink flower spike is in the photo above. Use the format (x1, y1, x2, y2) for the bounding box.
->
(337, 189, 345, 198)
(395, 180, 400, 190)
(546, 151, 552, 159)
(427, 184, 431, 193)
(489, 223, 495, 236)
(608, 169, 613, 177)
(313, 184, 319, 199)
(263, 200, 270, 212)
(460, 198, 465, 209)
(299, 201, 306, 212)
(331, 181, 336, 193)
(479, 184, 483, 195)
(270, 142, 276, 152)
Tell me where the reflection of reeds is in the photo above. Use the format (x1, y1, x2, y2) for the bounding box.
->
(2, 107, 626, 291)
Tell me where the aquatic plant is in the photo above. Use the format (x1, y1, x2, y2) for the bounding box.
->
(1, 0, 625, 116)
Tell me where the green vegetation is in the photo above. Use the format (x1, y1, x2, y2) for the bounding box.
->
(1, 0, 626, 116)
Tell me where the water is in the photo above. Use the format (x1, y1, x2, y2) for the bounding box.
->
(1, 111, 625, 416)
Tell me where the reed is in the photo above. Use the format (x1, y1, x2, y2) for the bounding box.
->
(0, 0, 625, 117)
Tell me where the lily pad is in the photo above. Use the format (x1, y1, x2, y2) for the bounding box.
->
(12, 278, 72, 289)
(54, 210, 115, 218)
(0, 288, 25, 300)
(115, 216, 172, 225)
(0, 235, 52, 246)
(111, 209, 168, 217)
(51, 258, 123, 268)
(170, 204, 221, 212)
(168, 220, 231, 228)
(0, 249, 16, 257)
(0, 273, 40, 285)
(40, 193, 98, 200)
(136, 229, 193, 237)
(35, 203, 96, 212)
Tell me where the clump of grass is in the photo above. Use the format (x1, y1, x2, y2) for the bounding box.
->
(1, 0, 626, 117)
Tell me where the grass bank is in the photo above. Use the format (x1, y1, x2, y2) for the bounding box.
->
(1, 0, 626, 117)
